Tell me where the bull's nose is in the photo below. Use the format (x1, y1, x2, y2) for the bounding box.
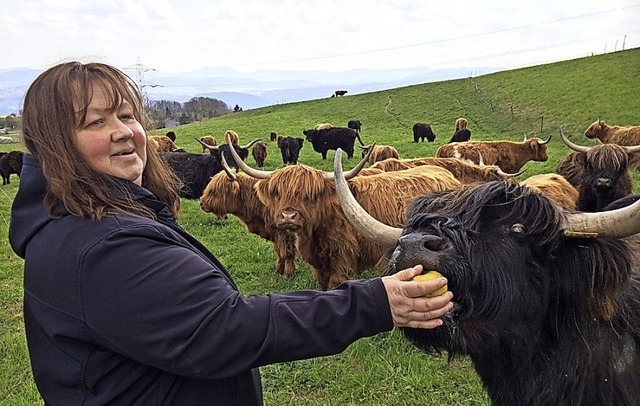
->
(398, 233, 448, 253)
(596, 177, 612, 187)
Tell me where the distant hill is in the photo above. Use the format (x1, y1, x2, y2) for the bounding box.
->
(0, 64, 499, 115)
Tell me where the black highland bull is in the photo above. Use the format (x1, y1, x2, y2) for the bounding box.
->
(162, 139, 260, 199)
(556, 128, 639, 212)
(302, 127, 364, 159)
(412, 122, 436, 142)
(0, 150, 24, 185)
(333, 151, 640, 406)
(277, 136, 304, 165)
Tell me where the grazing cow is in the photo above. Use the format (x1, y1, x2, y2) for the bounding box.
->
(359, 144, 399, 165)
(162, 137, 260, 199)
(412, 122, 436, 143)
(347, 120, 362, 133)
(371, 157, 521, 184)
(251, 141, 268, 167)
(584, 119, 640, 170)
(277, 135, 304, 165)
(556, 128, 639, 212)
(165, 131, 176, 142)
(270, 132, 277, 142)
(332, 90, 348, 97)
(435, 135, 551, 173)
(0, 150, 24, 185)
(334, 167, 640, 406)
(228, 141, 461, 291)
(198, 135, 218, 153)
(519, 173, 579, 210)
(148, 135, 182, 152)
(302, 127, 364, 160)
(199, 158, 297, 278)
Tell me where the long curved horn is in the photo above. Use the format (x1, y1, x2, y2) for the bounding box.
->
(496, 167, 525, 177)
(333, 148, 401, 247)
(240, 138, 262, 149)
(559, 127, 590, 153)
(623, 143, 640, 153)
(195, 137, 219, 151)
(321, 144, 376, 180)
(562, 198, 640, 238)
(538, 134, 552, 144)
(220, 154, 237, 180)
(477, 151, 485, 166)
(225, 132, 273, 179)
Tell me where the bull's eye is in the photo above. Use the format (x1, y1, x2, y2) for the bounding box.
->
(511, 223, 526, 233)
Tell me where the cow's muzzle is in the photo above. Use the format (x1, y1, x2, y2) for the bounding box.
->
(390, 233, 452, 272)
(275, 209, 303, 231)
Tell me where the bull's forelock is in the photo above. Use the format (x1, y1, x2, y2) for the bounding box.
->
(586, 143, 630, 171)
(257, 164, 334, 205)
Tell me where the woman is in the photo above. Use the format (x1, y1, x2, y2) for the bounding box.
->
(9, 62, 453, 405)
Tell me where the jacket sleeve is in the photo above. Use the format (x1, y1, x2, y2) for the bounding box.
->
(80, 223, 393, 380)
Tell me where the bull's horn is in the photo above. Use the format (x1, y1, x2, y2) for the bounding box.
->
(477, 151, 485, 166)
(496, 167, 525, 177)
(240, 138, 262, 149)
(559, 127, 590, 153)
(323, 144, 375, 180)
(563, 198, 640, 238)
(220, 154, 237, 180)
(226, 132, 273, 179)
(196, 137, 219, 151)
(623, 143, 640, 153)
(333, 148, 401, 247)
(538, 134, 552, 144)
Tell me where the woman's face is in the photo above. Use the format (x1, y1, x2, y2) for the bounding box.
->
(74, 82, 147, 186)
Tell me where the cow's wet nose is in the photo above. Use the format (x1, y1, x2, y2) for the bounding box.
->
(398, 233, 448, 253)
(276, 209, 303, 230)
(596, 177, 612, 188)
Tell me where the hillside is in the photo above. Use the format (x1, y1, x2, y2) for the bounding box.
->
(151, 47, 640, 182)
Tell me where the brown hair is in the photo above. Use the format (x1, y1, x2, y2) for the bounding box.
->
(21, 61, 181, 220)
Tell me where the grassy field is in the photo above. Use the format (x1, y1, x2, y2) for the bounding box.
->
(1, 47, 639, 405)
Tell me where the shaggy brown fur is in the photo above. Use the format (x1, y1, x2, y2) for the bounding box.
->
(435, 138, 549, 173)
(314, 123, 333, 130)
(455, 117, 468, 131)
(360, 144, 400, 164)
(254, 164, 461, 290)
(148, 135, 181, 152)
(224, 130, 239, 145)
(199, 135, 217, 153)
(251, 141, 268, 167)
(371, 157, 516, 184)
(199, 171, 297, 278)
(520, 173, 579, 210)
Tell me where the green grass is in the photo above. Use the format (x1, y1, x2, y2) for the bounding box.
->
(1, 47, 639, 404)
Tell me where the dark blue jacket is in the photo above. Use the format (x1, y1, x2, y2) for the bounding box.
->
(9, 154, 393, 405)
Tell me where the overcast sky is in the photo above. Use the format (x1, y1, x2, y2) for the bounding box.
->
(2, 0, 638, 74)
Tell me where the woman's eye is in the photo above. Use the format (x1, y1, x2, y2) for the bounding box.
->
(86, 118, 105, 127)
(511, 223, 526, 233)
(119, 114, 135, 122)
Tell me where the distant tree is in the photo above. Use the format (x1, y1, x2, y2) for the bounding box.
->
(234, 104, 243, 112)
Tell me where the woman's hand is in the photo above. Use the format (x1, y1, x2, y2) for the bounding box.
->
(381, 264, 453, 329)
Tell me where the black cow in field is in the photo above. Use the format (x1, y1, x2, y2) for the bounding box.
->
(302, 127, 364, 159)
(412, 122, 436, 142)
(347, 120, 362, 133)
(556, 128, 640, 212)
(448, 128, 471, 143)
(162, 139, 260, 199)
(277, 136, 304, 165)
(0, 150, 24, 185)
(333, 155, 640, 406)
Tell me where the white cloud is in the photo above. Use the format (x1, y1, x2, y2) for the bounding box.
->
(1, 0, 638, 74)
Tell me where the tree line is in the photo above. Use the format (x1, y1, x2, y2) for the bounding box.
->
(145, 97, 241, 129)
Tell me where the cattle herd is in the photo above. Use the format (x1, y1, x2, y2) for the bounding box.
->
(4, 117, 640, 403)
